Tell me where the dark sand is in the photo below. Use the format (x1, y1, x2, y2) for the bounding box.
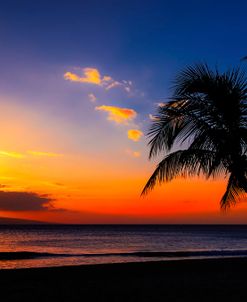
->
(1, 257, 247, 301)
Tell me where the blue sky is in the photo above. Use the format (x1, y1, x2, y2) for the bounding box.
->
(1, 0, 247, 135)
(1, 1, 246, 92)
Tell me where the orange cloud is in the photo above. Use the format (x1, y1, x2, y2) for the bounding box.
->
(27, 151, 63, 157)
(127, 129, 143, 141)
(64, 67, 132, 92)
(95, 105, 137, 124)
(64, 68, 111, 85)
(125, 149, 141, 158)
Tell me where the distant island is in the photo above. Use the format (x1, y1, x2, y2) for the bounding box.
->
(0, 217, 46, 224)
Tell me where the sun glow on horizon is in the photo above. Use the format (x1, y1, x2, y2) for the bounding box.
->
(0, 94, 245, 224)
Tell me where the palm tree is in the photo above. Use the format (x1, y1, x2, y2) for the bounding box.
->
(142, 63, 247, 209)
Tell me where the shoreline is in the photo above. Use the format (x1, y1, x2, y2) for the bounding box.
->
(1, 254, 247, 270)
(1, 257, 247, 301)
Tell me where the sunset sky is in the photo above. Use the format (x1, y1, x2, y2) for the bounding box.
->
(0, 0, 247, 223)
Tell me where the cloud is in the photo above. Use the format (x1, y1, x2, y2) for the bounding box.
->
(41, 181, 65, 188)
(0, 177, 15, 180)
(105, 79, 132, 93)
(64, 67, 132, 93)
(0, 184, 8, 188)
(122, 80, 132, 93)
(0, 151, 25, 159)
(95, 105, 137, 124)
(27, 151, 63, 157)
(125, 149, 141, 158)
(0, 150, 63, 159)
(64, 67, 111, 86)
(105, 81, 122, 90)
(88, 93, 97, 102)
(64, 68, 107, 85)
(0, 191, 54, 211)
(127, 129, 143, 141)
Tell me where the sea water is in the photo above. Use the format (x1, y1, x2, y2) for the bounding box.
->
(0, 224, 247, 269)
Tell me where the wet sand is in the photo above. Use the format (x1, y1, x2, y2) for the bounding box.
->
(1, 257, 247, 301)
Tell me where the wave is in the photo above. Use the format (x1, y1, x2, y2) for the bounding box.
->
(0, 252, 63, 260)
(2, 250, 247, 260)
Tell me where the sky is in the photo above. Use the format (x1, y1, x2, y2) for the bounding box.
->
(0, 0, 247, 223)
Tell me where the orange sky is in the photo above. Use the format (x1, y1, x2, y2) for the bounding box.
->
(0, 70, 247, 224)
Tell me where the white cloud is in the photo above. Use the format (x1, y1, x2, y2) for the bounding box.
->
(88, 93, 97, 102)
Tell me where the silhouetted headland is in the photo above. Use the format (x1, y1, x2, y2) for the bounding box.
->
(0, 216, 46, 224)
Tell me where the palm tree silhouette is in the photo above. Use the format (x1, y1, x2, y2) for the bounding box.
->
(142, 64, 247, 209)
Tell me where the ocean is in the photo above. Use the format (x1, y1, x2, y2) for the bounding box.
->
(1, 224, 247, 269)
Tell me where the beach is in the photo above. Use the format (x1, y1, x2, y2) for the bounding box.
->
(1, 257, 247, 301)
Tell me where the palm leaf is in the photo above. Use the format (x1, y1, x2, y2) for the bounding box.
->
(142, 149, 216, 195)
(143, 63, 247, 208)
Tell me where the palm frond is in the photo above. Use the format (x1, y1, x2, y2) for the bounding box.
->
(148, 96, 217, 159)
(220, 172, 247, 210)
(142, 149, 215, 196)
(144, 63, 247, 208)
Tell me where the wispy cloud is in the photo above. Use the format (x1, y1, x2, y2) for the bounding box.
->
(88, 93, 97, 102)
(64, 67, 132, 92)
(105, 79, 132, 93)
(122, 81, 133, 93)
(27, 151, 63, 157)
(41, 181, 66, 188)
(0, 151, 25, 159)
(105, 81, 121, 90)
(105, 80, 132, 92)
(95, 105, 137, 124)
(0, 150, 63, 159)
(127, 129, 143, 141)
(0, 176, 15, 180)
(125, 149, 141, 158)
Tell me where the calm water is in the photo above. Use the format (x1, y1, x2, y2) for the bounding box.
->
(1, 224, 247, 269)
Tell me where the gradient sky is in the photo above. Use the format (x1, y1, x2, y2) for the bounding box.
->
(0, 0, 247, 223)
